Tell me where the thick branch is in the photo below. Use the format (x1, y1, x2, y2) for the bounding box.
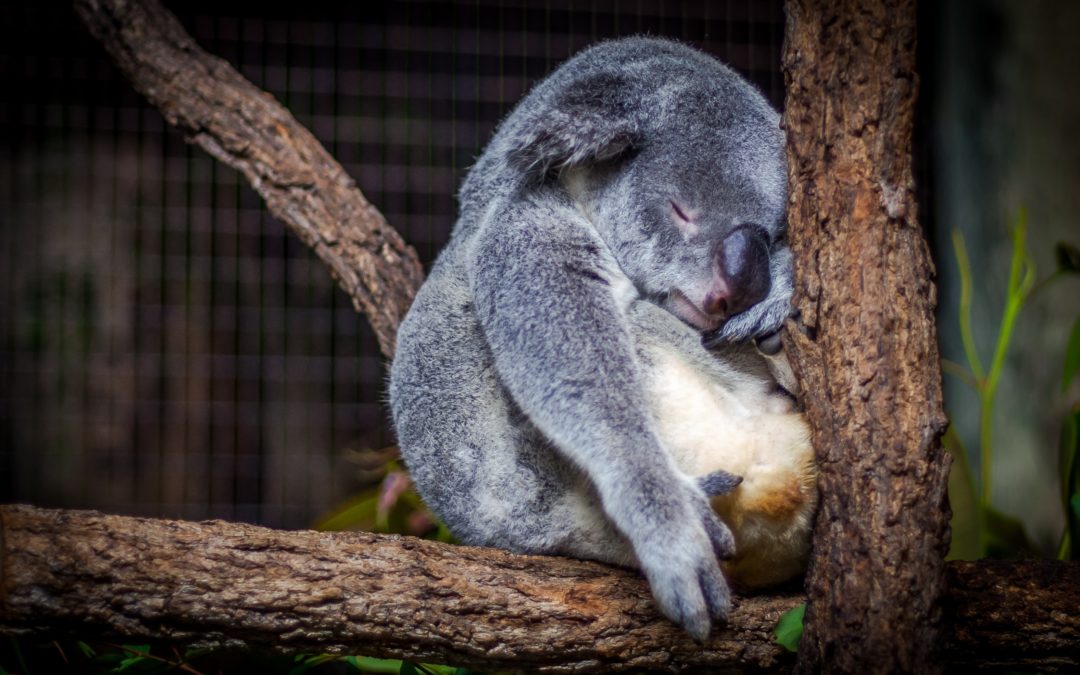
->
(2, 506, 1078, 673)
(74, 0, 424, 359)
(782, 2, 951, 673)
(0, 505, 796, 673)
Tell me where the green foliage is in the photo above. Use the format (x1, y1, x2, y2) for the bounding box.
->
(0, 640, 490, 675)
(314, 461, 455, 544)
(945, 210, 1080, 560)
(1063, 317, 1080, 392)
(291, 654, 340, 674)
(1059, 409, 1080, 559)
(774, 603, 806, 653)
(343, 656, 407, 673)
(339, 656, 472, 675)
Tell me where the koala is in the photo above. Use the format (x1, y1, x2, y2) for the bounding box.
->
(389, 37, 812, 640)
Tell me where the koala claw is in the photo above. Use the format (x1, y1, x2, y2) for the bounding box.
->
(700, 505, 737, 560)
(640, 539, 732, 642)
(699, 562, 735, 621)
(755, 329, 783, 356)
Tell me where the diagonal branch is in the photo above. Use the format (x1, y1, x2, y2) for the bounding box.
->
(74, 0, 425, 359)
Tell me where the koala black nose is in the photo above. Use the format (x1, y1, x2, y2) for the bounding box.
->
(705, 225, 771, 318)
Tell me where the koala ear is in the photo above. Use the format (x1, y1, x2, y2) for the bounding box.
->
(507, 72, 642, 181)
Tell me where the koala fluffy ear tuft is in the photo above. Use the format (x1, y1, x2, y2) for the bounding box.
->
(507, 72, 642, 182)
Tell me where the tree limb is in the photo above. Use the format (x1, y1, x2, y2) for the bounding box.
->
(73, 0, 425, 359)
(1, 505, 1078, 673)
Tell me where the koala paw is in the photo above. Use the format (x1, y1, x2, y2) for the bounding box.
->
(635, 490, 736, 641)
(707, 295, 792, 345)
(698, 469, 744, 497)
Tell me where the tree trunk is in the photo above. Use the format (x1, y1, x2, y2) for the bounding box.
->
(2, 505, 1078, 673)
(782, 1, 952, 673)
(73, 0, 424, 359)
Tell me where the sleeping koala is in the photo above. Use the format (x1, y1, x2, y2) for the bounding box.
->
(389, 37, 813, 640)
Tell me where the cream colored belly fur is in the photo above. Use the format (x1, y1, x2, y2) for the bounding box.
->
(649, 349, 817, 589)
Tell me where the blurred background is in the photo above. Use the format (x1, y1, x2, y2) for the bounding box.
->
(0, 0, 1076, 553)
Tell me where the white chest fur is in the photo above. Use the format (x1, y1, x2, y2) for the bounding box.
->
(647, 345, 818, 589)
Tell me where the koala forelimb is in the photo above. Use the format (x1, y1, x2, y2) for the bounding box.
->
(389, 37, 810, 640)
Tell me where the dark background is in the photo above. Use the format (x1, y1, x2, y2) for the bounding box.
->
(2, 0, 1076, 547)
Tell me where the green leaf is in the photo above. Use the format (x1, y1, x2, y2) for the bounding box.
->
(109, 645, 163, 674)
(182, 647, 212, 661)
(113, 655, 151, 673)
(343, 656, 407, 674)
(415, 665, 459, 675)
(1061, 411, 1080, 560)
(1070, 493, 1080, 562)
(1063, 317, 1080, 391)
(77, 641, 97, 658)
(774, 603, 805, 652)
(289, 654, 338, 675)
(312, 490, 380, 532)
(1062, 411, 1079, 511)
(1055, 241, 1080, 274)
(400, 662, 419, 675)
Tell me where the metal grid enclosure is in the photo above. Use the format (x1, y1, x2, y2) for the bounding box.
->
(0, 0, 785, 529)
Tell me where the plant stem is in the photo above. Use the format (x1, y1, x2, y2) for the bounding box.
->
(953, 230, 986, 382)
(941, 358, 978, 390)
(979, 212, 1036, 508)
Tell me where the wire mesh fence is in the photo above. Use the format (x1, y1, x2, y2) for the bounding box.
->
(0, 0, 785, 529)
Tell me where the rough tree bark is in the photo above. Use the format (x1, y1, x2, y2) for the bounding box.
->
(73, 0, 424, 359)
(782, 1, 952, 673)
(2, 505, 1078, 673)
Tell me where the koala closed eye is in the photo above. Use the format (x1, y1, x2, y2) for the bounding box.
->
(389, 36, 809, 640)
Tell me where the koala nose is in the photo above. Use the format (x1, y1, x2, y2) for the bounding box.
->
(705, 225, 771, 318)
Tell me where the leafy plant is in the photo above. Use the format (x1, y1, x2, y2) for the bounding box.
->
(1, 639, 488, 675)
(1057, 316, 1080, 559)
(944, 209, 1080, 559)
(774, 603, 806, 653)
(313, 458, 455, 544)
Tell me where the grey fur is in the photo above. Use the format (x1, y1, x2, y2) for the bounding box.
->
(389, 37, 791, 641)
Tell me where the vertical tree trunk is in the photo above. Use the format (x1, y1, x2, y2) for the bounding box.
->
(782, 1, 952, 673)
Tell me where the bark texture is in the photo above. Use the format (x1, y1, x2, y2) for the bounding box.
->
(73, 0, 424, 359)
(1, 506, 1078, 673)
(781, 1, 952, 673)
(0, 505, 796, 673)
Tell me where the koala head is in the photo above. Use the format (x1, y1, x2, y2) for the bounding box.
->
(504, 38, 790, 341)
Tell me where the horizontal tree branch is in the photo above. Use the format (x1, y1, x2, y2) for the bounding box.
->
(74, 0, 425, 359)
(1, 505, 1077, 673)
